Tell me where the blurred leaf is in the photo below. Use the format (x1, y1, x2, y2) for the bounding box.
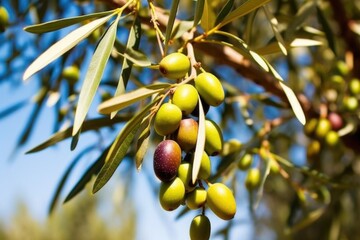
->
(253, 151, 271, 209)
(49, 145, 96, 214)
(114, 40, 152, 67)
(98, 83, 171, 114)
(215, 0, 234, 26)
(164, 0, 180, 54)
(316, 5, 335, 53)
(93, 99, 160, 193)
(26, 116, 132, 154)
(64, 146, 111, 203)
(256, 38, 323, 55)
(171, 20, 193, 40)
(24, 10, 116, 33)
(23, 14, 114, 80)
(70, 130, 81, 151)
(201, 0, 216, 32)
(192, 94, 206, 184)
(219, 0, 271, 28)
(73, 16, 120, 136)
(135, 116, 152, 170)
(111, 16, 141, 118)
(290, 38, 322, 47)
(0, 99, 28, 119)
(193, 0, 205, 27)
(289, 208, 326, 234)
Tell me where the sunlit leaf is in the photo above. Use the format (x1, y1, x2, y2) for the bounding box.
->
(24, 10, 116, 33)
(73, 16, 120, 136)
(98, 83, 171, 114)
(193, 0, 205, 27)
(164, 0, 180, 54)
(290, 38, 322, 47)
(23, 14, 114, 81)
(135, 116, 152, 170)
(171, 20, 193, 40)
(215, 0, 234, 26)
(201, 0, 216, 32)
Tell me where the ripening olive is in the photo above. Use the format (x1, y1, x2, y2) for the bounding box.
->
(194, 72, 224, 106)
(154, 103, 182, 136)
(307, 140, 321, 159)
(325, 130, 339, 146)
(159, 53, 190, 80)
(153, 140, 182, 182)
(159, 177, 185, 211)
(189, 215, 211, 240)
(176, 118, 198, 152)
(178, 162, 196, 192)
(198, 152, 211, 180)
(315, 118, 331, 139)
(328, 112, 343, 131)
(245, 168, 261, 190)
(343, 96, 359, 112)
(62, 65, 80, 85)
(207, 183, 236, 220)
(304, 118, 318, 137)
(0, 6, 9, 32)
(204, 120, 223, 156)
(186, 187, 207, 210)
(238, 153, 253, 171)
(173, 84, 198, 115)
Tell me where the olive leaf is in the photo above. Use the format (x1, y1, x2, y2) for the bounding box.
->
(193, 0, 205, 27)
(214, 0, 234, 26)
(164, 0, 180, 54)
(135, 116, 152, 170)
(201, 0, 216, 32)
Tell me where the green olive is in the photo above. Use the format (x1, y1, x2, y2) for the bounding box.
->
(173, 84, 198, 115)
(221, 138, 242, 156)
(62, 65, 80, 85)
(189, 215, 211, 240)
(186, 187, 207, 210)
(349, 78, 360, 95)
(159, 177, 185, 211)
(198, 152, 211, 180)
(335, 60, 350, 76)
(178, 162, 196, 192)
(159, 53, 190, 80)
(176, 118, 198, 152)
(194, 72, 224, 106)
(304, 118, 318, 137)
(325, 130, 339, 146)
(307, 140, 321, 158)
(245, 168, 261, 190)
(315, 118, 331, 139)
(207, 183, 236, 220)
(154, 103, 182, 136)
(238, 153, 253, 171)
(343, 96, 359, 112)
(204, 119, 223, 156)
(0, 6, 9, 32)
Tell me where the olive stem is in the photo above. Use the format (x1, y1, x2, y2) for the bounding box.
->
(148, 0, 165, 56)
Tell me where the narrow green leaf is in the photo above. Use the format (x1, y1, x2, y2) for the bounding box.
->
(193, 0, 205, 27)
(98, 83, 171, 114)
(111, 16, 141, 118)
(64, 146, 111, 203)
(219, 0, 271, 28)
(201, 0, 216, 32)
(70, 129, 81, 151)
(26, 116, 131, 154)
(135, 117, 152, 170)
(23, 14, 114, 81)
(93, 99, 159, 193)
(253, 153, 271, 209)
(290, 38, 322, 47)
(0, 99, 28, 119)
(263, 6, 287, 55)
(290, 208, 326, 234)
(171, 20, 194, 40)
(164, 0, 180, 54)
(24, 10, 116, 33)
(215, 0, 234, 26)
(72, 16, 120, 136)
(114, 40, 152, 67)
(316, 5, 335, 53)
(192, 94, 206, 184)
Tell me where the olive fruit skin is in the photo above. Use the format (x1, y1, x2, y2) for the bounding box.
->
(186, 187, 207, 210)
(178, 162, 196, 192)
(343, 96, 359, 112)
(154, 103, 182, 136)
(189, 215, 211, 240)
(204, 120, 223, 156)
(173, 84, 198, 115)
(153, 140, 182, 182)
(307, 140, 321, 158)
(176, 118, 198, 152)
(159, 53, 190, 80)
(194, 72, 224, 106)
(207, 183, 236, 220)
(304, 118, 318, 137)
(245, 168, 261, 190)
(198, 152, 211, 180)
(62, 65, 80, 84)
(0, 6, 9, 32)
(159, 177, 185, 211)
(315, 118, 331, 139)
(325, 130, 339, 146)
(328, 112, 343, 131)
(238, 153, 253, 171)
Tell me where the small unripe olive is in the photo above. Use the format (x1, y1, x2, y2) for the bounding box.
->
(207, 183, 236, 220)
(245, 168, 261, 190)
(178, 162, 196, 192)
(307, 140, 321, 158)
(186, 187, 207, 209)
(195, 72, 224, 106)
(315, 118, 331, 139)
(349, 78, 360, 95)
(343, 96, 359, 112)
(330, 75, 345, 85)
(204, 119, 223, 156)
(173, 84, 198, 115)
(153, 140, 182, 182)
(198, 152, 211, 180)
(304, 118, 318, 137)
(189, 215, 211, 240)
(221, 138, 242, 156)
(0, 6, 9, 32)
(328, 112, 343, 131)
(335, 60, 350, 76)
(154, 103, 182, 136)
(175, 118, 198, 152)
(325, 130, 339, 146)
(159, 53, 190, 80)
(62, 65, 80, 84)
(238, 153, 253, 171)
(159, 177, 185, 211)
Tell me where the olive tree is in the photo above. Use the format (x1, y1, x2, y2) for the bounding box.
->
(1, 0, 360, 239)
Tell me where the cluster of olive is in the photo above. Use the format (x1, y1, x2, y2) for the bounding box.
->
(152, 53, 237, 240)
